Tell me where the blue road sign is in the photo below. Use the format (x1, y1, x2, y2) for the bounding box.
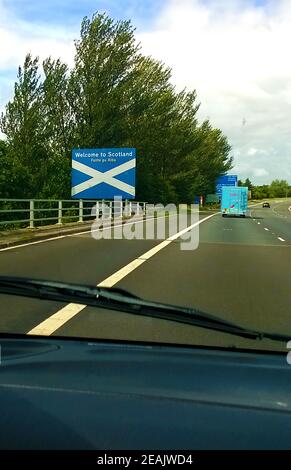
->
(215, 175, 237, 196)
(71, 148, 136, 199)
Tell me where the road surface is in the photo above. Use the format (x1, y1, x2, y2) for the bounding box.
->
(1, 200, 291, 351)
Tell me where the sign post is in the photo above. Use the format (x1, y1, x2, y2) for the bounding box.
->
(215, 175, 237, 200)
(71, 148, 136, 200)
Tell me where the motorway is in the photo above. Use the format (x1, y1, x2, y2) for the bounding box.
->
(1, 200, 291, 351)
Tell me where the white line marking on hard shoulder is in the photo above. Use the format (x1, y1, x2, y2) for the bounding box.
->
(27, 212, 219, 336)
(278, 237, 285, 242)
(264, 228, 269, 231)
(0, 216, 158, 252)
(0, 235, 67, 252)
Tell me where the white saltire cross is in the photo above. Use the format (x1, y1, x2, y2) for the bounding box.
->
(71, 159, 135, 197)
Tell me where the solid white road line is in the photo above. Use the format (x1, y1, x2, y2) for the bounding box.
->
(28, 303, 86, 336)
(0, 235, 68, 252)
(27, 212, 219, 336)
(278, 237, 285, 242)
(0, 216, 159, 252)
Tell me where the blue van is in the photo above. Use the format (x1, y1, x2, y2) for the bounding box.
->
(221, 186, 248, 217)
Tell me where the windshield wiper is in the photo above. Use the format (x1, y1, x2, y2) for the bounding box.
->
(0, 276, 289, 343)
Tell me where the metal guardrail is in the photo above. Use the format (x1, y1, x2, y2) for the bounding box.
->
(0, 199, 147, 230)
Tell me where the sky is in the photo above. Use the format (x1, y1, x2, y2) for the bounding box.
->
(0, 0, 291, 184)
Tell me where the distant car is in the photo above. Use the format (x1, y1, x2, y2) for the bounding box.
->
(262, 202, 270, 208)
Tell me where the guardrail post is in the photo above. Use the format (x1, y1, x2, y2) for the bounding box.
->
(136, 202, 140, 216)
(79, 199, 83, 223)
(29, 200, 34, 229)
(109, 201, 112, 219)
(124, 199, 128, 217)
(58, 200, 63, 225)
(102, 199, 105, 218)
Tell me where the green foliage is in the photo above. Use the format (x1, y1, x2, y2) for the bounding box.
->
(0, 12, 233, 202)
(0, 54, 47, 197)
(42, 57, 73, 157)
(243, 178, 253, 190)
(0, 140, 10, 197)
(252, 185, 270, 199)
(269, 179, 289, 198)
(246, 180, 291, 199)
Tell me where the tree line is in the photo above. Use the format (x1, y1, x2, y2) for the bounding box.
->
(0, 12, 233, 204)
(238, 179, 291, 199)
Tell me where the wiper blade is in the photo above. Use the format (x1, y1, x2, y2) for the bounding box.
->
(0, 276, 289, 343)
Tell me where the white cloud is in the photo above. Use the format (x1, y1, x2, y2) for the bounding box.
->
(137, 0, 291, 184)
(248, 148, 258, 156)
(252, 168, 269, 177)
(0, 2, 76, 69)
(0, 0, 76, 127)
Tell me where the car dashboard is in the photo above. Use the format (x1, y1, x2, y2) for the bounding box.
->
(0, 336, 290, 450)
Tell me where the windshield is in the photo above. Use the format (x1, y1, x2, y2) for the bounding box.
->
(0, 0, 290, 354)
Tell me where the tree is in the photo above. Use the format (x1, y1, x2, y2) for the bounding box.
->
(244, 178, 253, 190)
(0, 12, 233, 203)
(269, 179, 289, 198)
(123, 56, 201, 202)
(40, 57, 75, 198)
(177, 120, 233, 201)
(72, 13, 140, 148)
(42, 57, 74, 158)
(0, 140, 12, 197)
(252, 185, 269, 199)
(0, 54, 47, 197)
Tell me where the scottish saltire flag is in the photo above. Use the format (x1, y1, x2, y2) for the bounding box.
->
(71, 148, 136, 199)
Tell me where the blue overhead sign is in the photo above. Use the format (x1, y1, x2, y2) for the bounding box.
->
(215, 175, 237, 196)
(71, 148, 136, 199)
